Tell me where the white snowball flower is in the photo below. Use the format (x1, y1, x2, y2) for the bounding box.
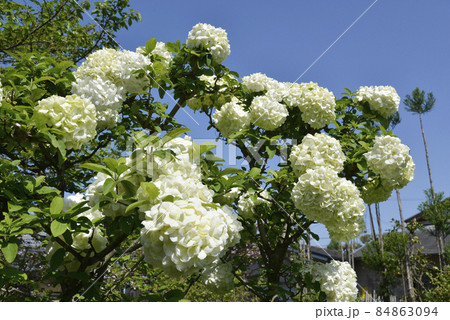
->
(249, 95, 288, 130)
(71, 77, 125, 129)
(186, 23, 230, 64)
(291, 167, 366, 242)
(354, 85, 400, 118)
(266, 82, 291, 102)
(74, 48, 122, 81)
(96, 108, 120, 129)
(74, 48, 151, 94)
(212, 99, 250, 138)
(35, 94, 97, 150)
(284, 82, 336, 129)
(360, 178, 393, 204)
(73, 48, 151, 128)
(202, 261, 235, 294)
(129, 136, 201, 180)
(312, 261, 358, 302)
(136, 175, 214, 206)
(116, 50, 152, 93)
(242, 73, 278, 93)
(154, 137, 202, 180)
(140, 199, 242, 276)
(237, 190, 271, 220)
(364, 135, 415, 189)
(289, 133, 345, 176)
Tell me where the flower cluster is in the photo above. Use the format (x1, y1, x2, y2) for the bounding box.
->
(72, 48, 151, 128)
(140, 199, 242, 276)
(266, 82, 291, 102)
(0, 80, 3, 101)
(360, 178, 393, 204)
(237, 190, 271, 220)
(72, 77, 125, 128)
(289, 133, 345, 176)
(291, 166, 365, 242)
(138, 136, 243, 276)
(312, 261, 358, 302)
(212, 99, 250, 138)
(150, 42, 173, 68)
(364, 135, 415, 190)
(284, 82, 336, 129)
(187, 75, 228, 111)
(242, 73, 278, 93)
(201, 261, 235, 294)
(34, 94, 97, 150)
(353, 86, 400, 118)
(47, 193, 107, 272)
(186, 23, 230, 64)
(249, 95, 288, 130)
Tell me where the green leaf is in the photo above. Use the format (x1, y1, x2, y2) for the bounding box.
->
(145, 38, 157, 53)
(50, 197, 64, 215)
(35, 176, 45, 187)
(356, 162, 367, 171)
(80, 163, 114, 176)
(164, 289, 185, 302)
(125, 199, 150, 214)
(48, 134, 66, 157)
(9, 228, 33, 237)
(221, 168, 243, 175)
(119, 216, 133, 235)
(119, 179, 137, 196)
(161, 195, 177, 202)
(140, 182, 160, 201)
(36, 186, 59, 195)
(51, 220, 68, 237)
(103, 157, 118, 173)
(7, 203, 22, 213)
(160, 127, 190, 145)
(198, 142, 216, 154)
(1, 242, 18, 263)
(2, 266, 28, 281)
(153, 150, 167, 159)
(103, 178, 116, 194)
(165, 41, 180, 53)
(50, 248, 66, 270)
(249, 167, 261, 179)
(266, 146, 276, 159)
(378, 125, 387, 135)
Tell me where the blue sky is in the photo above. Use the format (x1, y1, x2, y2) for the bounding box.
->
(115, 0, 450, 245)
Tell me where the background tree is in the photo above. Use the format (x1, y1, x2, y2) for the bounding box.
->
(0, 0, 141, 65)
(418, 189, 450, 269)
(403, 88, 436, 197)
(361, 221, 426, 301)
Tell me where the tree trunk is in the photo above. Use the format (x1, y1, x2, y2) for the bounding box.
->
(375, 203, 383, 253)
(419, 114, 444, 269)
(418, 113, 435, 198)
(396, 189, 415, 301)
(306, 230, 311, 260)
(435, 235, 442, 270)
(368, 205, 377, 241)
